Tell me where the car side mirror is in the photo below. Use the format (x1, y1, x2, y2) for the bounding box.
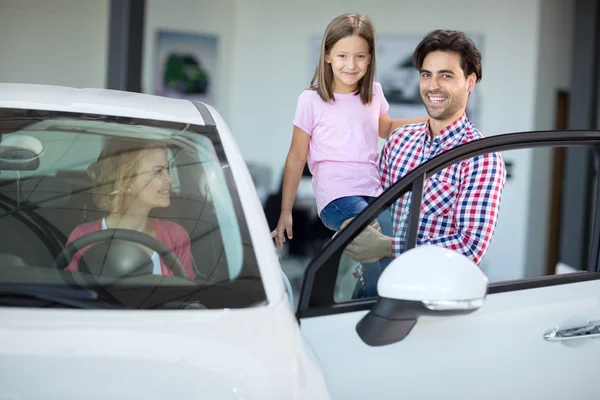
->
(356, 245, 489, 346)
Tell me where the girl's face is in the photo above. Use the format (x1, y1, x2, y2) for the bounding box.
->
(125, 148, 174, 213)
(325, 35, 371, 93)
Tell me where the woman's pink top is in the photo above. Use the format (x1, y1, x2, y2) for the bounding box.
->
(64, 218, 196, 279)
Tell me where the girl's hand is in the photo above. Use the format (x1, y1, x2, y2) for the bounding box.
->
(271, 211, 293, 249)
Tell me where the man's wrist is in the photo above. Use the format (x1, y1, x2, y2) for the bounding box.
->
(379, 234, 393, 258)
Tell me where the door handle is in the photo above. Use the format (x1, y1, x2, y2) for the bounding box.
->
(544, 321, 600, 341)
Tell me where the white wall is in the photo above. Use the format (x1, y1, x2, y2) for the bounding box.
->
(142, 0, 236, 121)
(228, 0, 542, 176)
(523, 0, 574, 278)
(0, 0, 109, 88)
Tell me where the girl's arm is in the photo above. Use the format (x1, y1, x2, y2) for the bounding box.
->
(378, 113, 429, 139)
(272, 126, 310, 248)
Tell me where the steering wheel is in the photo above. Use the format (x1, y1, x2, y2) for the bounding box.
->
(53, 228, 187, 278)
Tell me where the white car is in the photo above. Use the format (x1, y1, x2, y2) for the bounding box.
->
(0, 83, 599, 399)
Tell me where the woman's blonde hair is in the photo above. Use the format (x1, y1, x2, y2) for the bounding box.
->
(88, 137, 167, 214)
(310, 13, 377, 104)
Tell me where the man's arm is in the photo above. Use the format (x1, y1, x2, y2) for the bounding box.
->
(378, 135, 412, 259)
(418, 152, 506, 264)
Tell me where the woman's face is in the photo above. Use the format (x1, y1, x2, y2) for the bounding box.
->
(126, 147, 174, 212)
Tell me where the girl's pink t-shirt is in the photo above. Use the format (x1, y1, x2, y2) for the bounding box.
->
(293, 82, 390, 214)
(64, 218, 196, 279)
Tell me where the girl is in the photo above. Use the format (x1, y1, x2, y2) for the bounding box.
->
(272, 13, 427, 249)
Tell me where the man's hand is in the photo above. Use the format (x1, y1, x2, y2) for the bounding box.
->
(334, 217, 381, 238)
(339, 218, 392, 263)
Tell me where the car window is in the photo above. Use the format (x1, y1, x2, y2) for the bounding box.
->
(0, 109, 266, 310)
(297, 140, 600, 313)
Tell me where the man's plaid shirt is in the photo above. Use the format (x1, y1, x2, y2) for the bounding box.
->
(353, 114, 506, 282)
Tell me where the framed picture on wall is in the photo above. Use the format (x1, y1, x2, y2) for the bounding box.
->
(154, 30, 219, 105)
(309, 33, 483, 126)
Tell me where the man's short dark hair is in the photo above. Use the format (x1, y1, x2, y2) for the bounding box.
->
(412, 29, 482, 82)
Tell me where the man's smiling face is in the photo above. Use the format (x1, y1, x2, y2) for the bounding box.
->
(419, 50, 475, 124)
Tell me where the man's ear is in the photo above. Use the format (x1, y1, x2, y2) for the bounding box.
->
(466, 73, 476, 93)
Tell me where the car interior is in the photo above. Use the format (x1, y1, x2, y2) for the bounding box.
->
(0, 117, 267, 309)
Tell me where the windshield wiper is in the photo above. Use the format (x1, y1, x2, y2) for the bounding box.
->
(0, 284, 100, 309)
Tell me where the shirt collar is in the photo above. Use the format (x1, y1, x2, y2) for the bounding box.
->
(424, 113, 469, 148)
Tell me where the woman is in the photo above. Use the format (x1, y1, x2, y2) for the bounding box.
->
(65, 137, 196, 279)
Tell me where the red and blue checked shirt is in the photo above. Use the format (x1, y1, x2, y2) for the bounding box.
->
(352, 114, 506, 284)
(380, 113, 506, 263)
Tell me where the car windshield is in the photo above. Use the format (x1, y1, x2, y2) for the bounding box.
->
(0, 109, 266, 309)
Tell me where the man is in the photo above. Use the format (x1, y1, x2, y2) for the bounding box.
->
(344, 29, 506, 296)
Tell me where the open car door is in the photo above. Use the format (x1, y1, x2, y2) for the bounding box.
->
(296, 130, 600, 399)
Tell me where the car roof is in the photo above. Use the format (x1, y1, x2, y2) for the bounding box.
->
(0, 83, 207, 126)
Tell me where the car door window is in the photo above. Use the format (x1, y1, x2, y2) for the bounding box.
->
(332, 147, 507, 303)
(297, 136, 600, 315)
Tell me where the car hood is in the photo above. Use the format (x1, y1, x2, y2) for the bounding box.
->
(0, 299, 329, 399)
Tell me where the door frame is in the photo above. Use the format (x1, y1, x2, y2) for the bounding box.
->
(296, 130, 600, 320)
(545, 90, 569, 275)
